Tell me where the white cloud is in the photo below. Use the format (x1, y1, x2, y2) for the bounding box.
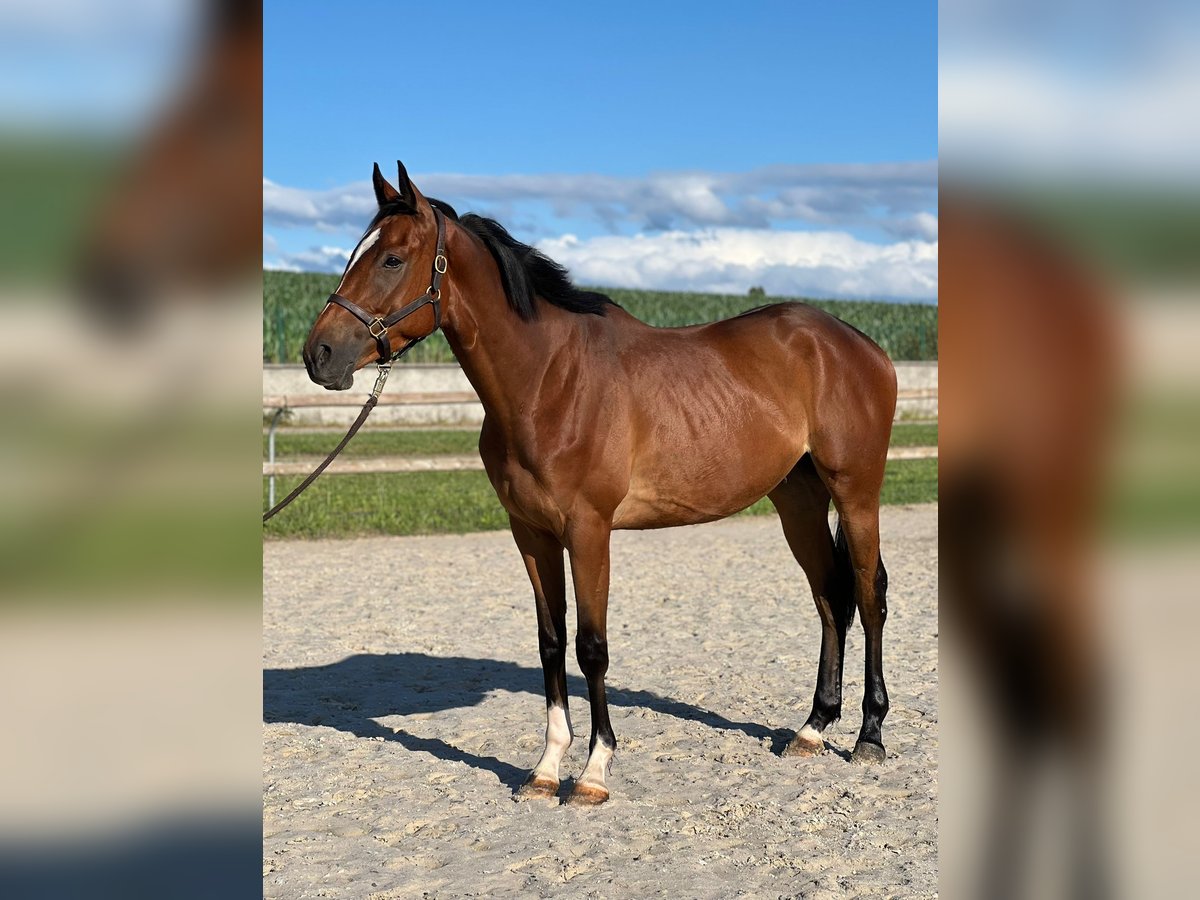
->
(538, 229, 937, 301)
(263, 161, 937, 235)
(263, 244, 350, 274)
(262, 178, 375, 232)
(264, 226, 937, 301)
(263, 162, 939, 300)
(884, 211, 939, 241)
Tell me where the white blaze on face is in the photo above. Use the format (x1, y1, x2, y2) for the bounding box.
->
(335, 227, 382, 292)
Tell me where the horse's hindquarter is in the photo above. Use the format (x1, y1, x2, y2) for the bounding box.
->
(611, 308, 826, 529)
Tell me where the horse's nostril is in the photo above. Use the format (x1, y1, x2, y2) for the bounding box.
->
(316, 344, 332, 368)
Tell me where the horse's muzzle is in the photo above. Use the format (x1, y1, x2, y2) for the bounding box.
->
(303, 341, 355, 390)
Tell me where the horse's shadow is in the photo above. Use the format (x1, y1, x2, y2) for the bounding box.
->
(263, 653, 794, 789)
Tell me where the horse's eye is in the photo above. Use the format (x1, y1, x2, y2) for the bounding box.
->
(383, 256, 403, 269)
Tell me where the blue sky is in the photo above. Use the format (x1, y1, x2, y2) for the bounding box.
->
(264, 1, 938, 300)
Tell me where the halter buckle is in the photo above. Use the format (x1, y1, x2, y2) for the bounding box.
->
(434, 253, 448, 274)
(368, 317, 388, 339)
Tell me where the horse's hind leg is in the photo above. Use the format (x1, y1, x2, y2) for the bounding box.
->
(769, 456, 853, 757)
(821, 467, 890, 764)
(509, 516, 572, 800)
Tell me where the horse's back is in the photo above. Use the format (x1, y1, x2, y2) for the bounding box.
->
(608, 301, 894, 415)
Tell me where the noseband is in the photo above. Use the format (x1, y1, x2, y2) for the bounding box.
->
(325, 208, 448, 363)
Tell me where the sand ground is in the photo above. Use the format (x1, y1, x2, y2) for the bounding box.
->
(264, 505, 937, 898)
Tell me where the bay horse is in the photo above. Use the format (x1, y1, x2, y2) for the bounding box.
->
(302, 161, 897, 805)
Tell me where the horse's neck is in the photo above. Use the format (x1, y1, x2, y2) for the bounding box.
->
(439, 239, 576, 427)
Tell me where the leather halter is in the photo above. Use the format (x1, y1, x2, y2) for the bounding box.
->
(325, 208, 448, 363)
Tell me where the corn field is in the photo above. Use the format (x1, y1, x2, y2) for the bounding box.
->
(263, 271, 938, 363)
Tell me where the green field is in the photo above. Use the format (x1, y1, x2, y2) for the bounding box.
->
(263, 271, 939, 364)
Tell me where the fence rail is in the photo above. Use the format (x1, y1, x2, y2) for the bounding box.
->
(263, 387, 936, 414)
(263, 391, 479, 409)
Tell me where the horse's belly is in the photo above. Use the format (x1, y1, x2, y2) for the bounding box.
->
(612, 444, 801, 530)
(611, 491, 734, 529)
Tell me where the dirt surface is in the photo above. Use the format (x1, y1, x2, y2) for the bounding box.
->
(264, 505, 938, 898)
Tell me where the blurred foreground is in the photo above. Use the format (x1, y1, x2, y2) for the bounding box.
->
(0, 1, 261, 897)
(941, 1, 1200, 897)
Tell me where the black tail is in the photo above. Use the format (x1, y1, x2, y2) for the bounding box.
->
(833, 520, 858, 631)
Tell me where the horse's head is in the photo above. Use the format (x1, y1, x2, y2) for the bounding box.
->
(303, 161, 445, 390)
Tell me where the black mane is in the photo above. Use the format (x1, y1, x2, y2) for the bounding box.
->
(460, 214, 613, 320)
(370, 197, 613, 320)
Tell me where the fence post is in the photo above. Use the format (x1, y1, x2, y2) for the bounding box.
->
(267, 407, 286, 508)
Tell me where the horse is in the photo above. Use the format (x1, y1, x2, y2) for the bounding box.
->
(301, 160, 898, 805)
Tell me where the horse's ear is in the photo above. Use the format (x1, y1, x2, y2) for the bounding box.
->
(395, 160, 418, 208)
(372, 161, 401, 207)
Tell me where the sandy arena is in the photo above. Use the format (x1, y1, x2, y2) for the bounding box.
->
(264, 504, 937, 898)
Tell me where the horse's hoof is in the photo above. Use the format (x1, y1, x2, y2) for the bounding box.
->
(514, 775, 559, 801)
(851, 740, 886, 764)
(564, 782, 609, 806)
(783, 731, 826, 757)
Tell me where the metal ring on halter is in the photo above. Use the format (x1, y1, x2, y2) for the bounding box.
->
(434, 253, 448, 274)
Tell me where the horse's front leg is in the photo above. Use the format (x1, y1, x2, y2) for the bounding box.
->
(565, 518, 616, 806)
(509, 517, 571, 800)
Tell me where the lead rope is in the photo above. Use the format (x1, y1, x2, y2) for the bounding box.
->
(262, 362, 392, 523)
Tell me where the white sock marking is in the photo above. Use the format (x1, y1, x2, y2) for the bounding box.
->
(797, 723, 824, 743)
(578, 740, 613, 790)
(531, 705, 572, 783)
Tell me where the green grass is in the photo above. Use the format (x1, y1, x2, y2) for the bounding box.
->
(263, 423, 937, 460)
(264, 470, 510, 538)
(888, 422, 937, 448)
(265, 428, 480, 459)
(263, 458, 937, 540)
(879, 457, 940, 505)
(263, 271, 939, 364)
